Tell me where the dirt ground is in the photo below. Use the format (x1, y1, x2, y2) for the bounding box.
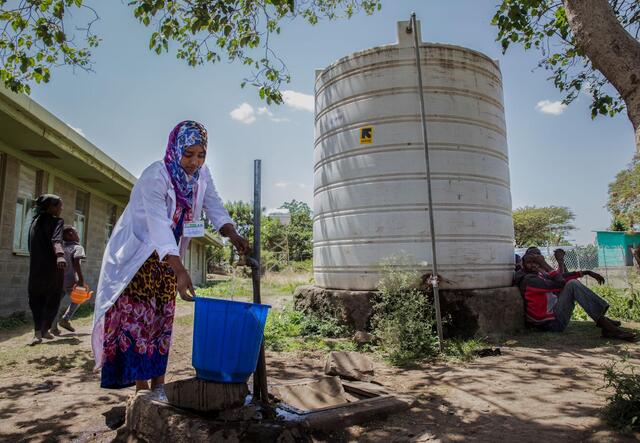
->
(1, 299, 640, 443)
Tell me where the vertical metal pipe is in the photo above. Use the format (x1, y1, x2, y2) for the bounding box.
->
(410, 13, 444, 352)
(252, 159, 269, 403)
(253, 159, 262, 305)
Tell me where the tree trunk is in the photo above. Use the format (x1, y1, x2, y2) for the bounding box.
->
(563, 0, 640, 152)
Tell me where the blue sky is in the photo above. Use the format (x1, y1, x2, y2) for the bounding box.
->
(30, 0, 636, 245)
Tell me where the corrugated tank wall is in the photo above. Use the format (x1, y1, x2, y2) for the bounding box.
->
(313, 20, 514, 291)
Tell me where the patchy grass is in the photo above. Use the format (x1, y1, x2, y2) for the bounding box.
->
(195, 272, 313, 300)
(0, 313, 28, 330)
(443, 338, 491, 363)
(0, 301, 95, 333)
(500, 320, 640, 351)
(602, 356, 640, 432)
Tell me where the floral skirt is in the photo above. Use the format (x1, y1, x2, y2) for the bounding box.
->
(100, 252, 177, 389)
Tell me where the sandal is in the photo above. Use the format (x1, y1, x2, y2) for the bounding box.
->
(602, 329, 637, 342)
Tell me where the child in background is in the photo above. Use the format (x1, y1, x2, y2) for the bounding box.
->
(52, 225, 86, 334)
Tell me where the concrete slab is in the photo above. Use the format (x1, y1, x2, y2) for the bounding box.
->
(270, 376, 347, 411)
(324, 351, 374, 381)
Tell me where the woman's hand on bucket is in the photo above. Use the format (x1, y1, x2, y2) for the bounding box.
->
(166, 255, 196, 302)
(176, 269, 196, 302)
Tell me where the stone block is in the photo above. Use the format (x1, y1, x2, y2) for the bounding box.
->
(271, 376, 348, 411)
(439, 286, 524, 338)
(164, 377, 249, 412)
(324, 351, 374, 381)
(119, 391, 308, 442)
(294, 285, 375, 331)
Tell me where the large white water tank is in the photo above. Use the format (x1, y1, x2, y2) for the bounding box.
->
(313, 20, 514, 291)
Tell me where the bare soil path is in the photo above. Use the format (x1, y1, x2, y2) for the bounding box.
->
(1, 301, 639, 442)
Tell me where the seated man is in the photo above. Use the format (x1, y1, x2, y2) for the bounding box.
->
(514, 253, 635, 341)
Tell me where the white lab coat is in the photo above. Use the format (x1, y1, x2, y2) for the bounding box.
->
(91, 160, 233, 368)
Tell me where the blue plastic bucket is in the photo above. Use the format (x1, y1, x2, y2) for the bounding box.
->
(192, 297, 270, 383)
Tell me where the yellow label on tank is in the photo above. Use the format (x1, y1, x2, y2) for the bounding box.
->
(359, 126, 373, 144)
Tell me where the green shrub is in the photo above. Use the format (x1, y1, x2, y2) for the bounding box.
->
(299, 313, 350, 338)
(602, 359, 640, 431)
(573, 285, 640, 322)
(371, 267, 439, 366)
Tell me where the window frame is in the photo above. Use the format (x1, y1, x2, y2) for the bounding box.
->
(13, 195, 32, 254)
(12, 163, 38, 255)
(74, 190, 90, 247)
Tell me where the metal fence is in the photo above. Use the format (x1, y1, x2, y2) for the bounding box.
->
(516, 245, 639, 288)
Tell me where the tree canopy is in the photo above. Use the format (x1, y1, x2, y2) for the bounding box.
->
(607, 156, 640, 231)
(513, 205, 576, 247)
(0, 0, 381, 102)
(493, 0, 638, 119)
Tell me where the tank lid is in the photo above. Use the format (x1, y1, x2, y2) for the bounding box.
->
(396, 19, 422, 47)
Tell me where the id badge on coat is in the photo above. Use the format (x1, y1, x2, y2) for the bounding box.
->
(183, 221, 205, 237)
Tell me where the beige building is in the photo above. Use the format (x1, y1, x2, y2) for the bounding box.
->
(0, 87, 221, 317)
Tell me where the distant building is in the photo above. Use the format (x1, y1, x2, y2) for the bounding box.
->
(0, 87, 221, 317)
(595, 230, 640, 267)
(269, 211, 291, 225)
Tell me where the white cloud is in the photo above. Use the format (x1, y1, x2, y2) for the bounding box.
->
(67, 124, 85, 137)
(231, 103, 290, 124)
(282, 90, 314, 112)
(257, 106, 272, 116)
(259, 106, 290, 123)
(230, 102, 256, 124)
(274, 181, 289, 188)
(535, 100, 567, 115)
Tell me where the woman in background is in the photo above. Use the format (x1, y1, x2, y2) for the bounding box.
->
(28, 194, 66, 346)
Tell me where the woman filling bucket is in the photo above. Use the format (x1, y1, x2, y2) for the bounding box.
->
(92, 120, 249, 399)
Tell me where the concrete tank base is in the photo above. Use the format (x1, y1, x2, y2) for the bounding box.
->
(294, 285, 376, 332)
(439, 286, 524, 338)
(294, 285, 524, 338)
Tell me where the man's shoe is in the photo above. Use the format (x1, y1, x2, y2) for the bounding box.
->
(59, 318, 75, 333)
(602, 328, 637, 342)
(50, 326, 62, 336)
(41, 331, 54, 340)
(607, 317, 622, 327)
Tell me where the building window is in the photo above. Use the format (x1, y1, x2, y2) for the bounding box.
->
(13, 197, 32, 253)
(74, 190, 90, 246)
(13, 164, 37, 254)
(105, 204, 117, 246)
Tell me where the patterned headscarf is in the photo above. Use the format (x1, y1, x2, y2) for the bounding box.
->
(164, 120, 208, 236)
